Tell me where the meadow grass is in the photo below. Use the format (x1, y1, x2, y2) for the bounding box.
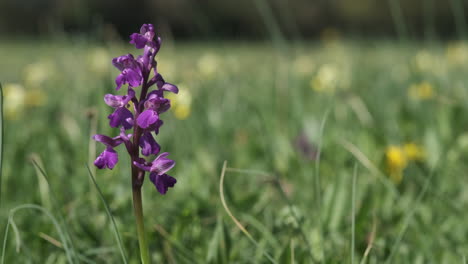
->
(1, 38, 468, 263)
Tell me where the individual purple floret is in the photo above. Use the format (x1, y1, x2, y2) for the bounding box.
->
(133, 152, 177, 194)
(93, 24, 178, 195)
(112, 55, 143, 90)
(94, 148, 118, 169)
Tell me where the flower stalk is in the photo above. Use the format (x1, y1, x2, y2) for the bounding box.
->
(132, 185, 150, 264)
(92, 24, 179, 263)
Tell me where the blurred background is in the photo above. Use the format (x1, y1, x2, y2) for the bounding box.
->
(0, 0, 466, 39)
(2, 0, 468, 263)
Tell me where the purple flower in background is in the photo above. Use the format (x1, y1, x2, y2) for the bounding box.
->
(93, 24, 179, 195)
(294, 132, 318, 161)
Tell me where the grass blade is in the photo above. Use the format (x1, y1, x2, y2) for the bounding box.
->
(387, 0, 408, 41)
(253, 0, 287, 51)
(153, 224, 202, 264)
(225, 167, 313, 260)
(384, 156, 440, 263)
(30, 154, 51, 209)
(449, 0, 467, 39)
(351, 164, 358, 264)
(219, 161, 277, 264)
(30, 159, 78, 263)
(1, 204, 74, 264)
(313, 108, 331, 262)
(359, 213, 376, 264)
(86, 165, 128, 264)
(339, 139, 398, 197)
(0, 82, 3, 208)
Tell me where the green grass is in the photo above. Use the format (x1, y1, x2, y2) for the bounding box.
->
(1, 37, 468, 263)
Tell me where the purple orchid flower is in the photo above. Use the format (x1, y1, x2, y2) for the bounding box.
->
(105, 88, 135, 130)
(139, 132, 160, 156)
(94, 148, 118, 169)
(133, 152, 175, 174)
(93, 134, 127, 169)
(133, 153, 176, 194)
(112, 54, 143, 90)
(130, 24, 161, 51)
(93, 23, 179, 195)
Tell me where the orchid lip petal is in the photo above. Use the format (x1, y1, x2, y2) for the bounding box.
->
(94, 147, 118, 169)
(150, 173, 176, 194)
(108, 107, 134, 130)
(136, 109, 159, 129)
(139, 132, 160, 156)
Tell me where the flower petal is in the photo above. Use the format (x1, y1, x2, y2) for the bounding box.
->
(115, 74, 125, 90)
(93, 134, 123, 147)
(108, 107, 134, 130)
(129, 24, 156, 49)
(150, 173, 176, 194)
(129, 33, 148, 49)
(112, 54, 138, 71)
(136, 109, 159, 129)
(147, 119, 163, 134)
(144, 95, 170, 113)
(123, 69, 143, 88)
(140, 24, 155, 38)
(104, 94, 126, 108)
(150, 152, 175, 175)
(94, 147, 118, 169)
(162, 83, 179, 94)
(139, 132, 160, 156)
(133, 158, 152, 171)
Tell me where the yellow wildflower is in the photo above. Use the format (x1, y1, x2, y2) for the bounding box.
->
(414, 50, 437, 73)
(3, 83, 26, 120)
(157, 61, 176, 80)
(446, 42, 468, 65)
(385, 145, 408, 184)
(87, 48, 110, 75)
(408, 82, 435, 100)
(167, 84, 192, 120)
(174, 104, 190, 120)
(23, 60, 56, 88)
(403, 143, 425, 161)
(24, 89, 47, 107)
(310, 64, 338, 94)
(197, 53, 219, 79)
(293, 55, 315, 76)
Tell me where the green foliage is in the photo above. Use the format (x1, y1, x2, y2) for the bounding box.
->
(1, 38, 468, 263)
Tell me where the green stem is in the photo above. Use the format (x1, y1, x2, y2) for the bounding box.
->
(132, 186, 150, 264)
